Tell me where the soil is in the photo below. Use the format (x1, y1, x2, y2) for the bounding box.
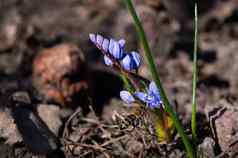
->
(0, 0, 238, 158)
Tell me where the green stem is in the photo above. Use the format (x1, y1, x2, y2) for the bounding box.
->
(192, 2, 198, 144)
(120, 74, 134, 93)
(122, 0, 195, 157)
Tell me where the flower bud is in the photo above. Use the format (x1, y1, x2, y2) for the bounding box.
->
(120, 90, 135, 104)
(118, 39, 126, 47)
(96, 34, 103, 46)
(104, 55, 113, 66)
(89, 33, 96, 43)
(108, 39, 125, 60)
(121, 51, 141, 71)
(102, 39, 109, 52)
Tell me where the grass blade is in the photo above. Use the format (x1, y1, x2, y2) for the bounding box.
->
(192, 1, 198, 144)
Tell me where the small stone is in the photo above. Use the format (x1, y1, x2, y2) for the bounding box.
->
(37, 104, 62, 136)
(11, 102, 59, 154)
(12, 91, 31, 105)
(0, 110, 22, 145)
(0, 9, 22, 51)
(209, 106, 238, 152)
(198, 137, 215, 158)
(126, 140, 143, 155)
(33, 43, 88, 106)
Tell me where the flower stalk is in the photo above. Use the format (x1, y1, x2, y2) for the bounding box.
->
(89, 33, 173, 142)
(122, 0, 195, 157)
(120, 74, 135, 93)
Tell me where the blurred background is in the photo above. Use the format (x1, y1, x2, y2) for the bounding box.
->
(0, 0, 238, 157)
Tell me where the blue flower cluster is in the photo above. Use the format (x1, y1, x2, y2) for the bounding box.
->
(120, 81, 162, 109)
(89, 34, 141, 71)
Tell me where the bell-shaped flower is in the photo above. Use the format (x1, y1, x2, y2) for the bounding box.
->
(120, 90, 135, 104)
(108, 39, 125, 60)
(118, 39, 126, 47)
(104, 55, 113, 66)
(134, 81, 162, 109)
(96, 35, 103, 46)
(89, 33, 97, 43)
(102, 38, 109, 52)
(108, 39, 115, 55)
(121, 51, 141, 71)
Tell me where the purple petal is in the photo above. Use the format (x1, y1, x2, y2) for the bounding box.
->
(102, 39, 109, 52)
(121, 51, 141, 71)
(131, 51, 141, 68)
(96, 34, 103, 46)
(112, 42, 121, 59)
(89, 33, 96, 43)
(120, 91, 135, 104)
(134, 92, 148, 103)
(109, 39, 115, 55)
(149, 81, 160, 96)
(111, 42, 125, 59)
(104, 55, 113, 66)
(121, 54, 133, 71)
(148, 101, 161, 109)
(118, 39, 126, 47)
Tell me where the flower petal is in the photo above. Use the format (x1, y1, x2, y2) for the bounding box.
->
(112, 42, 121, 59)
(121, 52, 141, 71)
(121, 54, 133, 71)
(104, 55, 113, 66)
(131, 51, 141, 68)
(120, 91, 135, 104)
(148, 81, 162, 106)
(102, 39, 109, 52)
(96, 34, 103, 46)
(149, 81, 160, 96)
(148, 101, 161, 109)
(118, 39, 126, 47)
(109, 39, 115, 55)
(89, 33, 96, 43)
(134, 92, 148, 103)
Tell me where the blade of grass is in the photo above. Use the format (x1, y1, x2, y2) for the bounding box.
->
(191, 1, 198, 144)
(122, 0, 195, 157)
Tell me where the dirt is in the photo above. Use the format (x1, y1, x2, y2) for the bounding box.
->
(0, 0, 238, 158)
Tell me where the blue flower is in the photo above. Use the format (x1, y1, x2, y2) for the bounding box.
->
(134, 81, 162, 109)
(104, 55, 113, 66)
(89, 33, 97, 43)
(109, 39, 125, 59)
(120, 90, 135, 104)
(119, 81, 162, 109)
(89, 34, 142, 70)
(102, 38, 109, 52)
(118, 39, 126, 47)
(89, 33, 125, 60)
(121, 51, 141, 71)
